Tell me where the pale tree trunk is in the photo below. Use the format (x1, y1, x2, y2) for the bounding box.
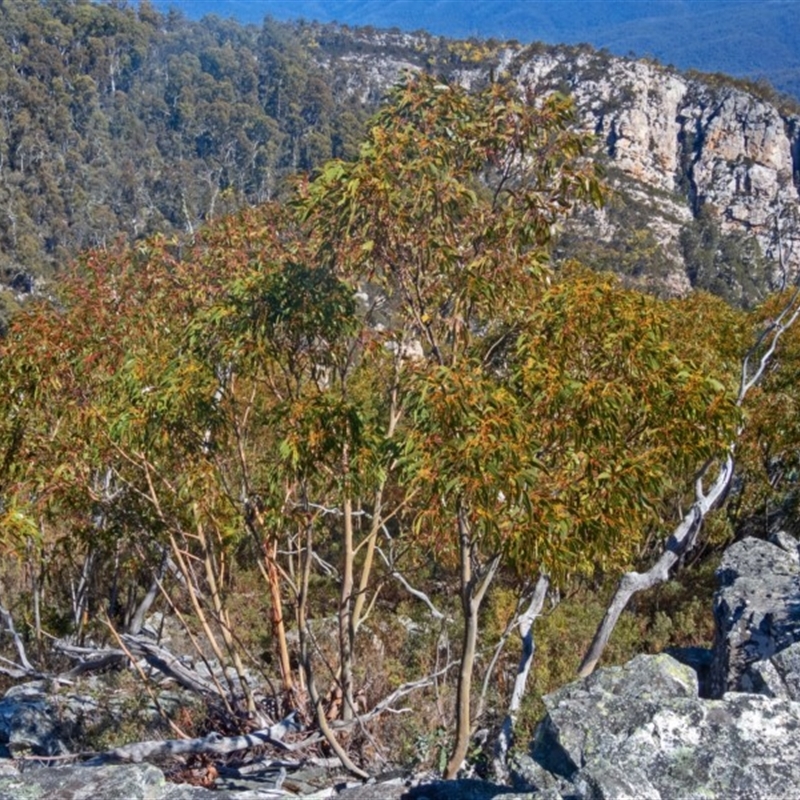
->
(579, 280, 800, 677)
(247, 500, 295, 697)
(493, 572, 550, 780)
(351, 490, 382, 635)
(444, 504, 500, 779)
(0, 599, 36, 674)
(167, 532, 237, 713)
(339, 491, 355, 722)
(242, 493, 295, 699)
(578, 456, 733, 677)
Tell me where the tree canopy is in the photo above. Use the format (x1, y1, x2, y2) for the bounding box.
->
(0, 70, 780, 782)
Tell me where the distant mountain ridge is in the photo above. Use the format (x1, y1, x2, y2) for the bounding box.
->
(153, 0, 800, 100)
(1, 0, 798, 323)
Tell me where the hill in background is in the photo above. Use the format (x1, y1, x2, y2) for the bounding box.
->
(1, 0, 798, 328)
(152, 0, 800, 100)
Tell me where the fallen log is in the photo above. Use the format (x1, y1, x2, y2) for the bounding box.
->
(53, 641, 127, 678)
(119, 635, 221, 696)
(53, 635, 222, 696)
(85, 711, 312, 765)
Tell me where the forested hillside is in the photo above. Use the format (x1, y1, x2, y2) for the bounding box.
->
(0, 0, 376, 324)
(2, 0, 799, 333)
(2, 59, 800, 781)
(0, 0, 510, 306)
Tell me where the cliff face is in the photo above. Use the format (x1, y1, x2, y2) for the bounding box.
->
(517, 48, 800, 296)
(332, 36, 800, 301)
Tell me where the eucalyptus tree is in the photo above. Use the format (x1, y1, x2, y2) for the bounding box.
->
(0, 71, 752, 780)
(0, 213, 295, 712)
(298, 74, 739, 777)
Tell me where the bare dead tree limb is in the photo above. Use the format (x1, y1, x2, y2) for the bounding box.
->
(579, 279, 800, 678)
(493, 572, 550, 780)
(376, 545, 446, 621)
(84, 711, 310, 766)
(0, 602, 38, 676)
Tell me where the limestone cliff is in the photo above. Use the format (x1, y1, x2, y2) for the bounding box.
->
(326, 34, 800, 302)
(517, 48, 799, 294)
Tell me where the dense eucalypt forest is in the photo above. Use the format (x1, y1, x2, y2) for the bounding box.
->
(0, 0, 376, 325)
(5, 0, 797, 332)
(2, 65, 800, 779)
(0, 0, 530, 323)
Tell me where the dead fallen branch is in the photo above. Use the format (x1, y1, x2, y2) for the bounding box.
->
(119, 635, 222, 697)
(53, 640, 127, 678)
(0, 602, 44, 679)
(85, 712, 311, 765)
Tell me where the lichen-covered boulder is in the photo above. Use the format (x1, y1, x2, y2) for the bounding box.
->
(0, 682, 67, 757)
(710, 534, 800, 698)
(0, 762, 286, 799)
(519, 654, 698, 786)
(0, 763, 191, 800)
(515, 653, 800, 800)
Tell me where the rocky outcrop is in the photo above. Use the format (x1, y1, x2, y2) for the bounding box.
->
(711, 532, 800, 698)
(335, 37, 800, 297)
(512, 653, 800, 800)
(500, 534, 800, 800)
(0, 683, 68, 758)
(8, 536, 800, 799)
(336, 779, 542, 800)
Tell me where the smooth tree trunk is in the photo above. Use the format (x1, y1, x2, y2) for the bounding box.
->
(244, 498, 295, 697)
(296, 507, 369, 780)
(493, 573, 550, 780)
(444, 505, 500, 779)
(350, 381, 401, 643)
(128, 547, 170, 636)
(351, 487, 388, 635)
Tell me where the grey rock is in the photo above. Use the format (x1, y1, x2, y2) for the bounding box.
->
(333, 780, 409, 800)
(0, 763, 295, 799)
(740, 656, 790, 698)
(509, 751, 573, 796)
(334, 778, 544, 800)
(768, 530, 800, 562)
(0, 683, 67, 757)
(0, 764, 192, 800)
(769, 640, 800, 699)
(530, 654, 698, 781)
(526, 652, 800, 800)
(730, 639, 800, 702)
(710, 535, 800, 698)
(664, 646, 713, 697)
